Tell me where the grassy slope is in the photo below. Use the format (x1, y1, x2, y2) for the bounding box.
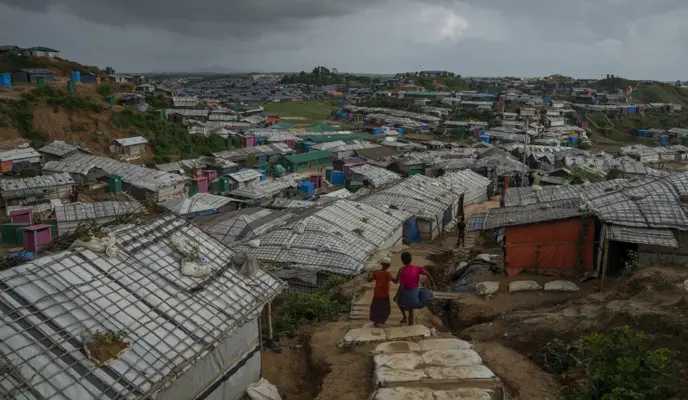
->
(263, 100, 340, 125)
(0, 55, 100, 76)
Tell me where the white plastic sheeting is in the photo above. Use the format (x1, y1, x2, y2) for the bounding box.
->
(0, 215, 285, 399)
(437, 170, 491, 205)
(234, 200, 411, 276)
(247, 379, 283, 400)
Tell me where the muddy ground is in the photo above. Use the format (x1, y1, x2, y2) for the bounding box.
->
(262, 222, 688, 400)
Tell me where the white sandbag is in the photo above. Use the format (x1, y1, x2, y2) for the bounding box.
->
(247, 239, 261, 248)
(292, 221, 306, 234)
(101, 233, 118, 258)
(508, 281, 542, 292)
(237, 251, 260, 278)
(71, 237, 106, 253)
(172, 232, 212, 278)
(476, 281, 500, 296)
(246, 378, 282, 400)
(181, 260, 209, 277)
(544, 280, 580, 292)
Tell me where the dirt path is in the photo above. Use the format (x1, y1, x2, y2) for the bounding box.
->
(349, 199, 497, 324)
(473, 341, 560, 400)
(262, 321, 375, 400)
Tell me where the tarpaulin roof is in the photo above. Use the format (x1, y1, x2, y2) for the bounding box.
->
(607, 225, 679, 248)
(234, 200, 410, 276)
(0, 215, 284, 400)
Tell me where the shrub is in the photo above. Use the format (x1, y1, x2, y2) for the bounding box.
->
(109, 109, 229, 159)
(273, 293, 344, 337)
(560, 326, 687, 400)
(96, 83, 117, 98)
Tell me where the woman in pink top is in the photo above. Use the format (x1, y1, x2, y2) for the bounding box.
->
(394, 252, 434, 325)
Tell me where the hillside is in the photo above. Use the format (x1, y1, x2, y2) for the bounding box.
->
(0, 82, 228, 164)
(592, 77, 688, 108)
(0, 54, 100, 77)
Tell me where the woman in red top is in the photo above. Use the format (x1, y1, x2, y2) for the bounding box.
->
(368, 257, 394, 327)
(395, 252, 434, 325)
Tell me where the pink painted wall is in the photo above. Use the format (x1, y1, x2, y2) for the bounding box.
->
(10, 209, 32, 224)
(192, 176, 209, 193)
(21, 224, 52, 252)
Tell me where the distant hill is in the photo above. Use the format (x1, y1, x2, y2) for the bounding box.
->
(592, 77, 688, 108)
(0, 54, 100, 76)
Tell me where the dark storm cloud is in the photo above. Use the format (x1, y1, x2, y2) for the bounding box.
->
(0, 0, 687, 78)
(0, 0, 391, 37)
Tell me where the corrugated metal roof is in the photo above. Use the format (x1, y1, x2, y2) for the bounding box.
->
(607, 225, 678, 248)
(0, 172, 74, 192)
(0, 147, 40, 162)
(0, 215, 284, 400)
(113, 136, 148, 146)
(159, 193, 232, 215)
(54, 201, 143, 222)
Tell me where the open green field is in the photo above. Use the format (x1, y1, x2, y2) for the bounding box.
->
(263, 100, 340, 125)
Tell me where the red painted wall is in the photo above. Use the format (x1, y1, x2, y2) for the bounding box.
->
(505, 218, 594, 276)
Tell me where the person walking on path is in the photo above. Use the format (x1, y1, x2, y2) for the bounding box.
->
(456, 215, 466, 247)
(394, 252, 435, 326)
(368, 257, 394, 327)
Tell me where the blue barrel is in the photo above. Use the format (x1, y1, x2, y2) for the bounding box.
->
(660, 135, 670, 144)
(397, 128, 405, 134)
(257, 136, 265, 145)
(331, 171, 346, 185)
(0, 73, 11, 87)
(297, 180, 315, 196)
(304, 141, 315, 152)
(543, 96, 552, 103)
(569, 137, 579, 144)
(479, 135, 490, 143)
(71, 71, 81, 83)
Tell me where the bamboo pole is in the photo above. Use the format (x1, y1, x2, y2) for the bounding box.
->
(268, 301, 273, 340)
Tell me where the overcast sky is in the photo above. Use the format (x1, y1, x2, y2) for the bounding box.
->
(0, 0, 685, 79)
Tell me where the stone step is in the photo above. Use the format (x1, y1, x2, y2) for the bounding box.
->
(370, 387, 495, 400)
(338, 325, 431, 346)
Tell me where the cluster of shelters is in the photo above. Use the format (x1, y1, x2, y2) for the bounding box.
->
(0, 214, 285, 399)
(470, 172, 688, 276)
